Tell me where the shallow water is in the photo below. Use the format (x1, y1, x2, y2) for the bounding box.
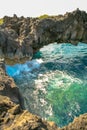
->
(6, 42, 87, 127)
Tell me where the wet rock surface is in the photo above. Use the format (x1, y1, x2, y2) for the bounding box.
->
(0, 9, 87, 62)
(0, 59, 24, 109)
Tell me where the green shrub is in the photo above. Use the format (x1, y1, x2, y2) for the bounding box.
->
(0, 18, 3, 25)
(39, 14, 49, 19)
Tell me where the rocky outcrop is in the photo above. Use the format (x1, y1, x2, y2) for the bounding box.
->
(0, 59, 24, 109)
(0, 9, 87, 63)
(0, 59, 87, 129)
(0, 95, 58, 130)
(61, 114, 87, 130)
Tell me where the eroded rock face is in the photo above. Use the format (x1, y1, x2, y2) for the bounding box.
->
(61, 114, 87, 130)
(0, 59, 24, 109)
(0, 95, 59, 130)
(0, 9, 87, 62)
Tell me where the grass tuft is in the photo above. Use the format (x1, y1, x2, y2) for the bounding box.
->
(0, 18, 3, 25)
(38, 14, 49, 19)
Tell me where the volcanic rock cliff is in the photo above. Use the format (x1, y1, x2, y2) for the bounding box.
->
(0, 9, 87, 63)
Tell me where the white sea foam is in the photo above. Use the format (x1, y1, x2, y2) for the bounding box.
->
(6, 42, 87, 127)
(6, 59, 42, 77)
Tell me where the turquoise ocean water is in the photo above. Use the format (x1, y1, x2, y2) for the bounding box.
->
(6, 43, 87, 127)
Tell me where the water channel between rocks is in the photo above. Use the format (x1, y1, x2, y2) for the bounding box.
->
(6, 42, 87, 127)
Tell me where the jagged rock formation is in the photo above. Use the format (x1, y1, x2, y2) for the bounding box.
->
(0, 59, 24, 109)
(0, 9, 87, 63)
(0, 95, 59, 130)
(61, 114, 87, 130)
(0, 59, 87, 130)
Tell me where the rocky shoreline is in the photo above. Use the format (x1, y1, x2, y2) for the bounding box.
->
(0, 59, 59, 130)
(0, 59, 87, 130)
(0, 9, 87, 63)
(0, 9, 87, 129)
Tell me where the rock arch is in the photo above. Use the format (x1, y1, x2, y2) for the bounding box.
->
(0, 9, 87, 63)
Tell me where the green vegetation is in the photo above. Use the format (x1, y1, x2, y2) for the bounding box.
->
(0, 18, 3, 25)
(38, 14, 59, 20)
(39, 14, 49, 19)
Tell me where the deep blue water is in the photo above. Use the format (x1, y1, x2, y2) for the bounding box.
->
(6, 43, 87, 127)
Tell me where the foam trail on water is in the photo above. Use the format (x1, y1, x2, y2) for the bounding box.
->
(6, 59, 43, 77)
